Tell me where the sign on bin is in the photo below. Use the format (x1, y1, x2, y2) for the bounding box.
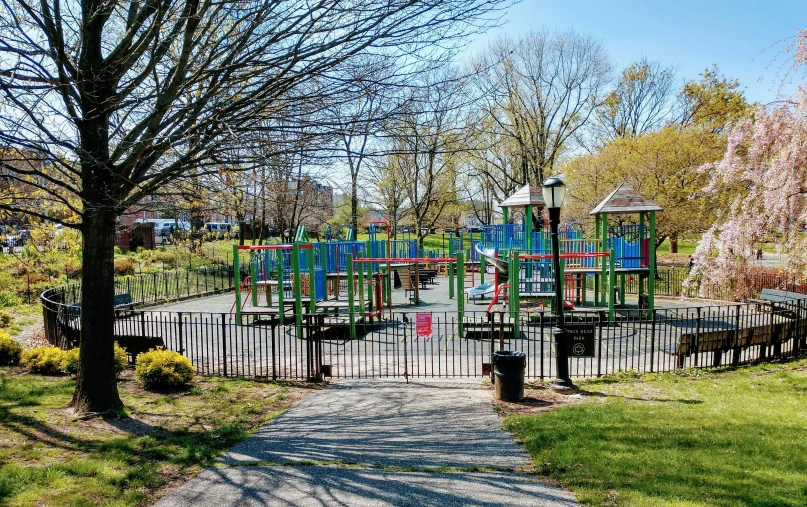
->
(416, 313, 432, 338)
(564, 323, 595, 357)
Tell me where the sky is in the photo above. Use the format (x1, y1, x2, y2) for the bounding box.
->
(461, 0, 807, 105)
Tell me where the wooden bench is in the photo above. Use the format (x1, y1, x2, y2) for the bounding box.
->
(676, 319, 802, 368)
(749, 289, 807, 318)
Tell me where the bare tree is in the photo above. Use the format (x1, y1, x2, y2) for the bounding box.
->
(469, 29, 611, 187)
(593, 57, 678, 140)
(385, 72, 465, 246)
(0, 0, 507, 413)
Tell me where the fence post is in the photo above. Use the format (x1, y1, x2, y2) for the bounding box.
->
(177, 312, 185, 355)
(649, 309, 656, 373)
(488, 311, 495, 382)
(694, 307, 701, 368)
(597, 310, 605, 377)
(798, 299, 805, 357)
(221, 313, 228, 377)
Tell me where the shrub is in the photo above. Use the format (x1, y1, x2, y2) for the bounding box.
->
(0, 311, 11, 328)
(135, 348, 194, 389)
(0, 291, 21, 309)
(22, 346, 66, 374)
(23, 273, 49, 284)
(0, 331, 22, 366)
(114, 259, 136, 276)
(8, 262, 28, 277)
(152, 250, 176, 268)
(61, 342, 129, 376)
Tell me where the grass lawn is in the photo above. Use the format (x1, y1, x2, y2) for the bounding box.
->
(0, 368, 320, 506)
(505, 360, 807, 507)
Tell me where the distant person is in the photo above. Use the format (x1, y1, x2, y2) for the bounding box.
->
(688, 256, 694, 272)
(756, 249, 763, 260)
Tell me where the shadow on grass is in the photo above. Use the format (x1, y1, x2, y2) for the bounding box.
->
(0, 373, 288, 505)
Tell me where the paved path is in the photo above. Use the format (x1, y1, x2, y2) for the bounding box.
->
(154, 379, 577, 507)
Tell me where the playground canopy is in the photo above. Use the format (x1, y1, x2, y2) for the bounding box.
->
(499, 184, 546, 208)
(589, 182, 663, 215)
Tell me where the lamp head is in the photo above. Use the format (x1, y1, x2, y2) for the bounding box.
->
(542, 177, 566, 209)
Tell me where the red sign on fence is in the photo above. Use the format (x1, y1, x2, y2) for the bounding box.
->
(416, 313, 432, 338)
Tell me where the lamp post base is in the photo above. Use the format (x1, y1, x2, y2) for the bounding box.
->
(552, 326, 575, 392)
(550, 378, 575, 393)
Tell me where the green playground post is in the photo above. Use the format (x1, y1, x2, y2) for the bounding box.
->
(502, 206, 509, 224)
(385, 242, 392, 309)
(594, 217, 601, 306)
(251, 259, 259, 308)
(347, 253, 356, 339)
(456, 250, 465, 336)
(308, 246, 316, 314)
(609, 247, 616, 323)
(277, 249, 285, 325)
(620, 273, 626, 305)
(448, 233, 455, 299)
(480, 252, 486, 284)
(233, 244, 242, 325)
(292, 243, 303, 334)
(366, 261, 374, 320)
(509, 250, 520, 338)
(357, 252, 365, 313)
(525, 205, 533, 278)
(600, 213, 608, 305)
(648, 210, 657, 315)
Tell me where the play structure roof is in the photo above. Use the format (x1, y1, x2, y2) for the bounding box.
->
(499, 184, 545, 208)
(589, 183, 663, 215)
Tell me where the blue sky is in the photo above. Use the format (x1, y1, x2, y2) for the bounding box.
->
(462, 1, 807, 104)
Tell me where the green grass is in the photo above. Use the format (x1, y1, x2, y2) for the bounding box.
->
(506, 360, 807, 506)
(0, 368, 317, 506)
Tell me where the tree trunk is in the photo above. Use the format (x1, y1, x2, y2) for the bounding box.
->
(351, 179, 359, 234)
(670, 234, 678, 254)
(71, 208, 123, 413)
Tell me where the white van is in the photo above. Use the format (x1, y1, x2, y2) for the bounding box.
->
(204, 222, 232, 239)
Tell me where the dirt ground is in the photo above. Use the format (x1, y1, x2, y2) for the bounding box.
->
(485, 381, 590, 417)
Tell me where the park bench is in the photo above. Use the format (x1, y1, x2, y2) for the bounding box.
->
(68, 293, 136, 315)
(748, 289, 807, 318)
(676, 318, 803, 368)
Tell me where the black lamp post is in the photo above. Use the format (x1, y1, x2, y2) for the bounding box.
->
(542, 177, 574, 390)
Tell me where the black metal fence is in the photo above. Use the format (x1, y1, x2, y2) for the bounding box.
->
(41, 265, 237, 349)
(619, 267, 807, 301)
(41, 292, 807, 380)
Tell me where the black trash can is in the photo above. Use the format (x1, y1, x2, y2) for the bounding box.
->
(493, 350, 526, 402)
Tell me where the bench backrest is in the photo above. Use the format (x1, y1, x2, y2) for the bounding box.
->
(114, 293, 133, 306)
(395, 267, 414, 290)
(760, 288, 807, 303)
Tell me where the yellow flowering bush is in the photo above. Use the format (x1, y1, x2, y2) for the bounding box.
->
(0, 330, 22, 366)
(135, 347, 195, 389)
(61, 343, 128, 376)
(22, 345, 66, 374)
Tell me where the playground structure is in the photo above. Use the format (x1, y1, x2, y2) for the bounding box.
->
(231, 222, 470, 338)
(229, 183, 663, 338)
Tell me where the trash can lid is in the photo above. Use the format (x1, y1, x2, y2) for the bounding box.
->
(493, 350, 526, 358)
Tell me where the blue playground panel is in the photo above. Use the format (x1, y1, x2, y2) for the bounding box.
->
(607, 224, 649, 268)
